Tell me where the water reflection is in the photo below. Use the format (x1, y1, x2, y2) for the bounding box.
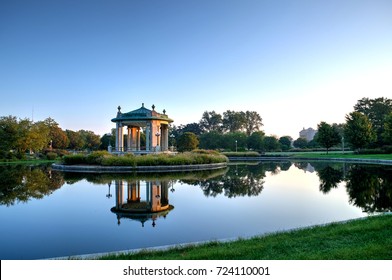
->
(111, 179, 174, 228)
(0, 164, 64, 206)
(1, 161, 391, 214)
(1, 161, 392, 259)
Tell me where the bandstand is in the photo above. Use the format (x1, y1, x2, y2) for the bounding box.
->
(111, 103, 174, 153)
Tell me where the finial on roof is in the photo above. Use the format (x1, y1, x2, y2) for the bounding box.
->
(118, 106, 121, 112)
(163, 109, 166, 115)
(142, 103, 144, 107)
(152, 104, 155, 111)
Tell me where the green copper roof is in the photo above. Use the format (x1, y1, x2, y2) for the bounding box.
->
(111, 103, 173, 123)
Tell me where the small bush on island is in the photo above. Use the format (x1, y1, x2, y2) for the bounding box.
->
(46, 152, 58, 160)
(61, 150, 228, 166)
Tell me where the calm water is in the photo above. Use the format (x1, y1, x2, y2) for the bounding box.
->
(0, 161, 391, 260)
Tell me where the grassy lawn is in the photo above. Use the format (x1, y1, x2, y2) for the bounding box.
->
(98, 215, 392, 260)
(290, 153, 392, 160)
(262, 151, 392, 161)
(0, 159, 57, 165)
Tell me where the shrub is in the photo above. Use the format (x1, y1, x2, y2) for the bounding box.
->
(87, 151, 111, 165)
(62, 151, 228, 166)
(62, 154, 88, 165)
(222, 151, 260, 157)
(46, 152, 57, 160)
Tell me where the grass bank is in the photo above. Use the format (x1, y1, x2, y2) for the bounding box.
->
(98, 215, 392, 260)
(0, 159, 57, 165)
(290, 153, 392, 160)
(259, 151, 392, 161)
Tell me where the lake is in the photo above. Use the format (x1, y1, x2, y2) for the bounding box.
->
(0, 161, 391, 260)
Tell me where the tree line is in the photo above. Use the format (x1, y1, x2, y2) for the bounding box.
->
(170, 110, 295, 152)
(173, 97, 392, 153)
(0, 116, 101, 159)
(314, 97, 392, 153)
(1, 97, 391, 158)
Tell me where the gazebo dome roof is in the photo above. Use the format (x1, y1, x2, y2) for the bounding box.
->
(111, 103, 173, 123)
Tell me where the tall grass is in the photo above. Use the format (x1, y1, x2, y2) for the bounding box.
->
(62, 151, 228, 166)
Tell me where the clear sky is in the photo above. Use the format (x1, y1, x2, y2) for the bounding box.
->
(1, 0, 391, 139)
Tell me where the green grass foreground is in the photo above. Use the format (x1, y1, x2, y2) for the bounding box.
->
(98, 215, 392, 260)
(62, 150, 228, 166)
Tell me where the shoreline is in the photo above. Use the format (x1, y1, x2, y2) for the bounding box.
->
(52, 162, 228, 173)
(49, 214, 391, 260)
(227, 156, 392, 165)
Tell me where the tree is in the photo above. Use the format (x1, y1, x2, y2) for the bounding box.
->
(66, 130, 84, 150)
(263, 136, 279, 152)
(43, 117, 69, 149)
(279, 136, 292, 151)
(26, 121, 50, 153)
(222, 132, 247, 151)
(354, 97, 392, 145)
(199, 111, 222, 133)
(315, 122, 341, 154)
(178, 123, 203, 136)
(79, 130, 101, 150)
(382, 112, 392, 144)
(247, 131, 265, 151)
(293, 137, 308, 149)
(100, 131, 116, 150)
(344, 112, 376, 151)
(222, 110, 246, 133)
(244, 111, 263, 136)
(0, 116, 19, 157)
(199, 131, 223, 150)
(177, 132, 199, 152)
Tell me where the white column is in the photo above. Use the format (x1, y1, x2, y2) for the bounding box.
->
(118, 124, 124, 152)
(137, 128, 141, 151)
(146, 125, 150, 151)
(115, 123, 119, 152)
(127, 126, 131, 152)
(162, 125, 168, 151)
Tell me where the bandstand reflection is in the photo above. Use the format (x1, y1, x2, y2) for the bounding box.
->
(111, 179, 174, 228)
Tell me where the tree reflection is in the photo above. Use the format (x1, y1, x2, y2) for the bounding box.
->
(316, 165, 344, 194)
(0, 164, 64, 206)
(345, 165, 392, 213)
(184, 161, 292, 198)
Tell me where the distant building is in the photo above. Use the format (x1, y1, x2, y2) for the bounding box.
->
(299, 127, 317, 142)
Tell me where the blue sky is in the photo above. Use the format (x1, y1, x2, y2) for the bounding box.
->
(1, 0, 391, 139)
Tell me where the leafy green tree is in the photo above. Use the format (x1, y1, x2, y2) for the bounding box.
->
(263, 136, 279, 152)
(177, 132, 199, 152)
(244, 111, 263, 136)
(222, 132, 247, 151)
(199, 111, 222, 133)
(199, 131, 223, 150)
(179, 123, 203, 136)
(293, 137, 308, 149)
(222, 110, 246, 133)
(344, 112, 376, 151)
(100, 131, 116, 150)
(43, 117, 69, 149)
(26, 121, 50, 153)
(382, 112, 392, 144)
(315, 122, 341, 154)
(279, 136, 292, 151)
(79, 130, 101, 150)
(0, 116, 19, 157)
(354, 97, 392, 145)
(66, 130, 84, 150)
(247, 131, 265, 151)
